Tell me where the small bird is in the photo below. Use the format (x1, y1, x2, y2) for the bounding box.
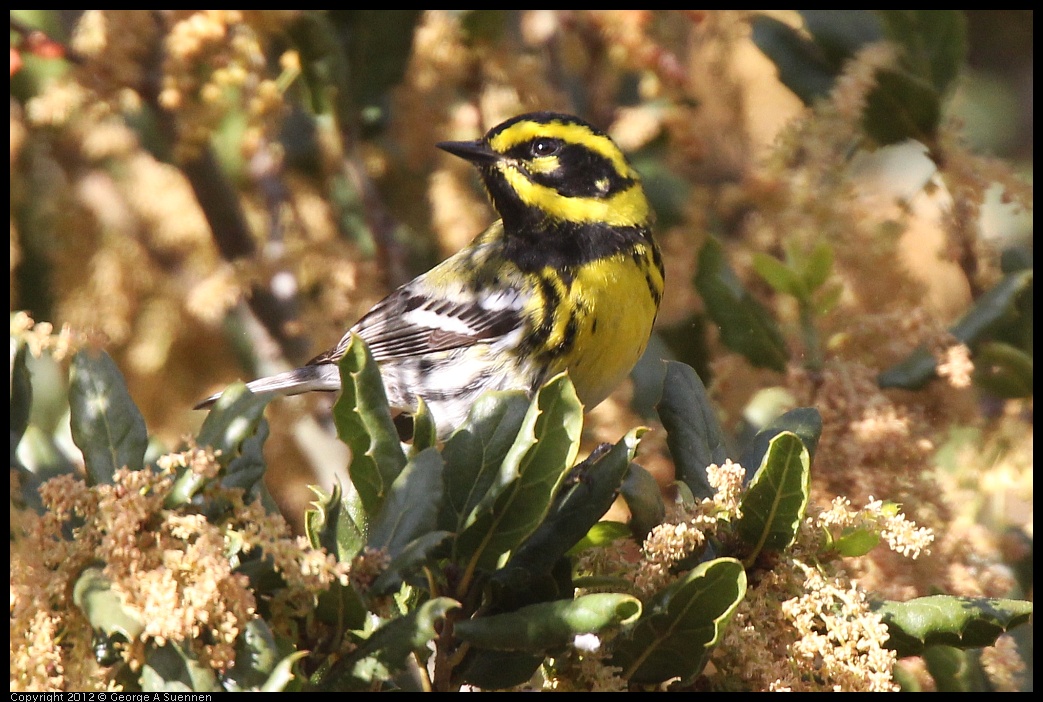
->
(196, 111, 664, 439)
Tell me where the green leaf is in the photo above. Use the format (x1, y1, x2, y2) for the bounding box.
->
(568, 520, 632, 556)
(877, 350, 936, 390)
(738, 406, 822, 482)
(261, 651, 309, 693)
(10, 338, 32, 464)
(874, 595, 1033, 658)
(314, 579, 368, 633)
(14, 426, 82, 514)
(454, 374, 582, 573)
(330, 10, 422, 122)
(165, 384, 272, 509)
(73, 567, 145, 643)
(366, 447, 443, 558)
(857, 11, 967, 147)
(695, 238, 789, 372)
(284, 12, 350, 119)
(319, 597, 459, 690)
(752, 252, 807, 298)
(408, 396, 438, 456)
(611, 557, 747, 684)
(141, 640, 222, 692)
(195, 382, 270, 466)
(629, 331, 674, 418)
(291, 11, 420, 135)
(620, 462, 667, 540)
(800, 241, 835, 293)
(735, 432, 811, 563)
(750, 15, 839, 105)
(220, 418, 270, 499)
(1001, 245, 1033, 275)
(862, 68, 942, 147)
(802, 10, 885, 68)
(438, 389, 531, 532)
(458, 649, 544, 690)
(68, 349, 148, 485)
(369, 530, 452, 596)
(502, 430, 643, 578)
(454, 593, 642, 653)
(830, 526, 882, 558)
(304, 482, 366, 563)
(333, 333, 407, 518)
(223, 619, 288, 691)
(751, 12, 885, 105)
(879, 270, 1033, 389)
(877, 10, 967, 96)
(971, 341, 1033, 399)
(470, 434, 636, 628)
(951, 270, 1033, 346)
(815, 282, 845, 316)
(922, 645, 980, 692)
(752, 244, 834, 305)
(236, 619, 280, 676)
(656, 361, 728, 500)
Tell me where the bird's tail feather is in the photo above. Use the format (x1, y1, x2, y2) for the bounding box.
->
(193, 364, 341, 410)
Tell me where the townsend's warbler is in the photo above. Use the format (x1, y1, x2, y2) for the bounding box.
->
(197, 111, 664, 439)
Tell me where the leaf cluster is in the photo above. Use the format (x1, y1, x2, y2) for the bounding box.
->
(752, 10, 966, 150)
(10, 333, 1031, 691)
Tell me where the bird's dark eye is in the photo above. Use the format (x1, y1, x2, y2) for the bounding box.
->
(531, 139, 560, 157)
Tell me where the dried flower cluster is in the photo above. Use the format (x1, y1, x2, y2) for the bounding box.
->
(11, 310, 80, 361)
(10, 447, 349, 691)
(709, 496, 935, 691)
(543, 636, 628, 692)
(810, 495, 935, 560)
(152, 10, 291, 160)
(572, 459, 938, 691)
(630, 460, 746, 598)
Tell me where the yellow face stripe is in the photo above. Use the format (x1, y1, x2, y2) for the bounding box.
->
(499, 166, 651, 226)
(488, 120, 638, 181)
(525, 154, 561, 175)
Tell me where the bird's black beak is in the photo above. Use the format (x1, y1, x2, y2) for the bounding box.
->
(436, 138, 502, 164)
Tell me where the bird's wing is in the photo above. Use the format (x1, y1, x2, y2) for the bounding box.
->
(307, 283, 524, 367)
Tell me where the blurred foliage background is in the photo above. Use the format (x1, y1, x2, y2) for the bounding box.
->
(10, 11, 1032, 690)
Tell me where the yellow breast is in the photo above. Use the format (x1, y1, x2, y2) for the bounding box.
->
(538, 243, 663, 409)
